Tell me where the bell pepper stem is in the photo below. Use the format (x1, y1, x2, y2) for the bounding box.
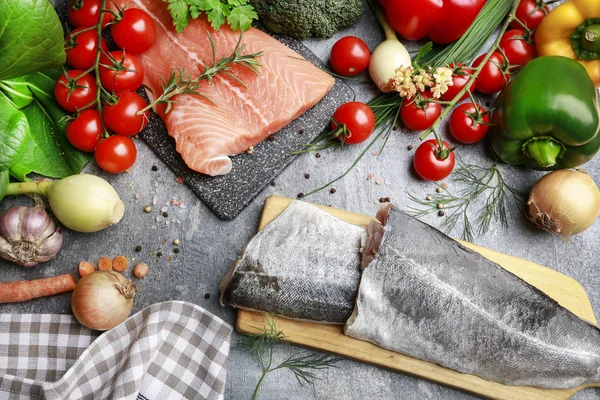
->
(522, 137, 566, 168)
(582, 25, 600, 52)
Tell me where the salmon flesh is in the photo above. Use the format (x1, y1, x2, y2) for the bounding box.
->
(345, 206, 600, 389)
(220, 201, 365, 323)
(117, 0, 334, 176)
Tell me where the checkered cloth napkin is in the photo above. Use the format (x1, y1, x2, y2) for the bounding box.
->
(0, 301, 232, 400)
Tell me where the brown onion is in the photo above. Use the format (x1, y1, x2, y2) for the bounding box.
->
(72, 271, 137, 331)
(527, 169, 600, 241)
(0, 205, 63, 267)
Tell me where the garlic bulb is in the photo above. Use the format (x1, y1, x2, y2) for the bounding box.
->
(0, 206, 63, 267)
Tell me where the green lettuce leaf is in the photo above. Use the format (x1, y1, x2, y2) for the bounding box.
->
(9, 69, 91, 180)
(0, 91, 29, 171)
(0, 170, 8, 201)
(0, 78, 34, 109)
(0, 0, 66, 80)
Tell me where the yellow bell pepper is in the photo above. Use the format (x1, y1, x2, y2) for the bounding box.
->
(536, 0, 600, 87)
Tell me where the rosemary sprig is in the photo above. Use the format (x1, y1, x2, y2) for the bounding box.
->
(405, 158, 527, 242)
(137, 32, 263, 114)
(241, 314, 341, 400)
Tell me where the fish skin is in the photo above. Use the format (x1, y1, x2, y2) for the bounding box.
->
(220, 201, 365, 324)
(345, 207, 600, 389)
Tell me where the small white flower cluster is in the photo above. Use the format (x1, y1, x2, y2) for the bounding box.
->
(391, 65, 454, 99)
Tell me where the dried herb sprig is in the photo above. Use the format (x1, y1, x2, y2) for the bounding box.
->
(405, 158, 526, 242)
(241, 314, 341, 400)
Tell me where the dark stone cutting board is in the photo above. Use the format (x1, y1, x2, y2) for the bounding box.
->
(54, 0, 354, 220)
(139, 39, 354, 220)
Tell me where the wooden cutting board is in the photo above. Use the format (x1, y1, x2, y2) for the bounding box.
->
(236, 195, 600, 400)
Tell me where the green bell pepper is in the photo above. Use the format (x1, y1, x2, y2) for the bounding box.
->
(489, 56, 600, 170)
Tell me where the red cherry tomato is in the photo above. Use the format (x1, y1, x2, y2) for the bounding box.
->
(440, 63, 475, 102)
(111, 8, 156, 53)
(331, 102, 376, 144)
(67, 0, 113, 28)
(54, 70, 97, 113)
(472, 52, 510, 94)
(94, 135, 137, 173)
(65, 28, 108, 70)
(499, 29, 537, 67)
(449, 103, 489, 144)
(66, 109, 104, 152)
(413, 139, 455, 181)
(509, 0, 550, 30)
(102, 91, 149, 136)
(330, 36, 371, 77)
(99, 51, 145, 93)
(400, 92, 442, 131)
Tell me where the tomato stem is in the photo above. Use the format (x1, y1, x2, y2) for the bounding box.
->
(419, 0, 522, 142)
(94, 0, 107, 130)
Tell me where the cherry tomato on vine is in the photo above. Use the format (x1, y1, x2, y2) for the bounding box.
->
(509, 0, 550, 30)
(67, 0, 113, 28)
(94, 135, 137, 173)
(111, 8, 156, 53)
(400, 92, 442, 131)
(499, 29, 537, 67)
(330, 36, 371, 77)
(413, 139, 455, 181)
(54, 70, 97, 112)
(440, 63, 475, 102)
(331, 102, 376, 144)
(65, 28, 108, 70)
(66, 109, 104, 152)
(99, 51, 145, 93)
(449, 103, 489, 144)
(472, 52, 510, 94)
(102, 91, 149, 136)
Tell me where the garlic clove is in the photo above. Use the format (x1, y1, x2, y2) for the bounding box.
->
(0, 207, 25, 242)
(21, 207, 52, 243)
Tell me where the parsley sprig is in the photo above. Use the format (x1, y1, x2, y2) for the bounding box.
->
(164, 0, 258, 33)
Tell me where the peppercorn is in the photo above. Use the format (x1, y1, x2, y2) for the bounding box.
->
(407, 145, 413, 151)
(330, 188, 336, 194)
(144, 205, 152, 213)
(297, 193, 305, 198)
(270, 181, 276, 186)
(204, 293, 211, 300)
(173, 248, 180, 254)
(438, 210, 445, 217)
(151, 165, 158, 171)
(162, 211, 168, 217)
(299, 128, 305, 134)
(315, 153, 321, 158)
(157, 251, 163, 257)
(173, 239, 180, 245)
(304, 173, 310, 179)
(135, 245, 143, 252)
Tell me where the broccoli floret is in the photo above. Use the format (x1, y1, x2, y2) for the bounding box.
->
(250, 0, 364, 39)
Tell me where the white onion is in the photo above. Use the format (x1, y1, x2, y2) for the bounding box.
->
(72, 271, 137, 331)
(527, 169, 600, 241)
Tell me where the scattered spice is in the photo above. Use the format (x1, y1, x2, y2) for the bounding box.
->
(134, 263, 149, 278)
(173, 239, 180, 245)
(297, 193, 305, 198)
(270, 181, 276, 186)
(144, 205, 152, 213)
(375, 178, 385, 185)
(407, 145, 413, 151)
(298, 128, 305, 134)
(441, 182, 449, 190)
(98, 256, 113, 271)
(379, 197, 391, 203)
(173, 248, 180, 254)
(175, 176, 184, 184)
(330, 188, 336, 194)
(135, 245, 143, 252)
(367, 173, 375, 180)
(426, 195, 432, 201)
(315, 153, 321, 158)
(438, 210, 446, 217)
(204, 293, 211, 300)
(157, 251, 163, 257)
(392, 125, 399, 131)
(78, 261, 95, 277)
(246, 146, 254, 154)
(437, 203, 445, 209)
(167, 256, 173, 262)
(112, 256, 128, 272)
(268, 135, 275, 141)
(151, 165, 158, 171)
(162, 211, 169, 218)
(304, 173, 310, 179)
(436, 187, 443, 193)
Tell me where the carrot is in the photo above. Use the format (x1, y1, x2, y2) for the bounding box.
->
(98, 256, 113, 271)
(112, 255, 128, 272)
(0, 274, 77, 304)
(133, 263, 149, 278)
(79, 261, 95, 277)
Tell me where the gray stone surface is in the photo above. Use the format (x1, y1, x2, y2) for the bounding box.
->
(1, 2, 599, 399)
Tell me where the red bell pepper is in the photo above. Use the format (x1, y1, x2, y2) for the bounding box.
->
(380, 0, 486, 44)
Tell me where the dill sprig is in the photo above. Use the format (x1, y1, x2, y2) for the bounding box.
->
(138, 32, 262, 114)
(405, 158, 526, 242)
(241, 314, 341, 400)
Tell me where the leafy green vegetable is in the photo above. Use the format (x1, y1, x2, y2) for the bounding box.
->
(0, 170, 8, 201)
(0, 80, 34, 109)
(164, 0, 258, 33)
(8, 70, 91, 180)
(0, 92, 28, 171)
(0, 0, 65, 80)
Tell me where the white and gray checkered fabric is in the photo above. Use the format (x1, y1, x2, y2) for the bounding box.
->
(0, 301, 232, 400)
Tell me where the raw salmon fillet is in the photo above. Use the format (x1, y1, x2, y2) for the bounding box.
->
(116, 0, 335, 176)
